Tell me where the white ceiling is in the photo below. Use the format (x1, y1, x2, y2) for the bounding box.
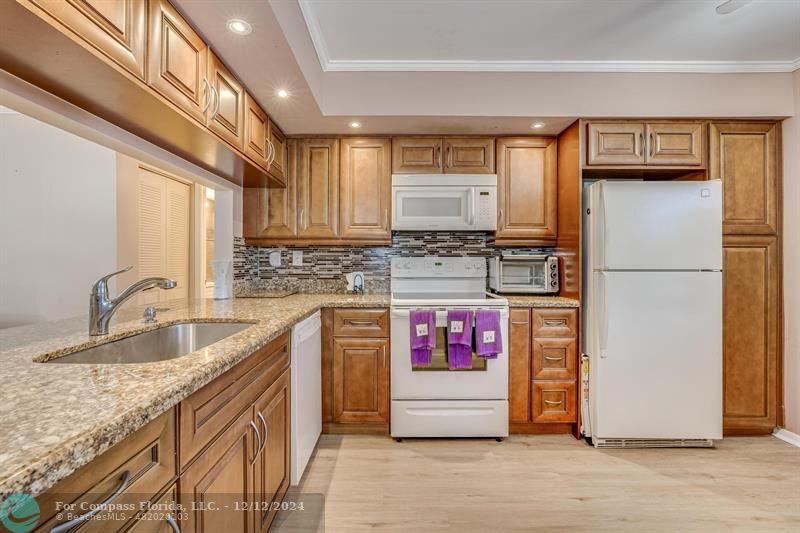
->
(301, 0, 800, 72)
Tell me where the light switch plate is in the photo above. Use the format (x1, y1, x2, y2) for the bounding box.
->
(292, 250, 303, 266)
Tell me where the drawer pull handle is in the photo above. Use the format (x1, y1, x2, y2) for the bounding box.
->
(544, 355, 564, 361)
(249, 421, 262, 465)
(344, 319, 377, 326)
(165, 513, 181, 533)
(51, 470, 130, 533)
(543, 319, 567, 327)
(544, 399, 564, 406)
(257, 412, 269, 456)
(510, 321, 529, 325)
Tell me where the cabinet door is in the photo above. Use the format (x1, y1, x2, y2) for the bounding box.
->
(253, 371, 290, 533)
(148, 0, 208, 123)
(243, 140, 297, 240)
(340, 137, 392, 240)
(207, 51, 245, 150)
(444, 137, 495, 174)
(333, 338, 389, 424)
(710, 122, 779, 235)
(496, 137, 557, 241)
(508, 308, 532, 423)
(391, 137, 443, 174)
(532, 381, 577, 423)
(267, 119, 286, 182)
(586, 122, 645, 165)
(179, 407, 256, 533)
(297, 138, 339, 239)
(126, 484, 179, 533)
(244, 93, 270, 170)
(31, 0, 147, 79)
(645, 122, 703, 166)
(722, 235, 780, 434)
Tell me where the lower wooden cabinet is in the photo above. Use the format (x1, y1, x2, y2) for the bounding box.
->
(722, 235, 780, 434)
(126, 484, 179, 532)
(532, 381, 578, 423)
(333, 337, 390, 425)
(508, 308, 532, 423)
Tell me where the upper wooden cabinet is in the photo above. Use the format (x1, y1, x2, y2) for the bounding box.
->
(586, 121, 704, 167)
(29, 0, 147, 79)
(392, 137, 495, 174)
(268, 118, 287, 182)
(496, 137, 557, 243)
(207, 51, 245, 150)
(243, 140, 297, 240)
(710, 122, 779, 235)
(340, 137, 392, 240)
(147, 0, 208, 123)
(445, 137, 495, 173)
(297, 138, 340, 239)
(392, 137, 443, 173)
(722, 235, 780, 434)
(244, 92, 270, 171)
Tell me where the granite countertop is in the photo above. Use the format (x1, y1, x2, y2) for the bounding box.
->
(0, 294, 388, 498)
(503, 295, 580, 308)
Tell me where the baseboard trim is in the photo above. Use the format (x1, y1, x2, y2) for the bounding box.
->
(773, 428, 800, 448)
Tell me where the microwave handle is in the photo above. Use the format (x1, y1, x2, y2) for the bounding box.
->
(468, 188, 475, 225)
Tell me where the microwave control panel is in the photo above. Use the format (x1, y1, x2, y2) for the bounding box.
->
(474, 188, 497, 230)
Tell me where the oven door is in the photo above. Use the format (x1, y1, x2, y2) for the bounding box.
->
(390, 307, 509, 400)
(392, 186, 474, 230)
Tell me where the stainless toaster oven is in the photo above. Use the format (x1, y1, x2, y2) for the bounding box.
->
(488, 254, 559, 294)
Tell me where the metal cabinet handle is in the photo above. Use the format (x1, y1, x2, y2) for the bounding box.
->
(345, 319, 377, 326)
(446, 145, 452, 167)
(510, 321, 529, 325)
(51, 471, 130, 533)
(165, 514, 181, 533)
(544, 399, 564, 406)
(436, 145, 442, 168)
(201, 78, 211, 114)
(257, 412, 268, 456)
(249, 421, 262, 465)
(638, 132, 644, 157)
(382, 344, 387, 368)
(299, 208, 306, 231)
(649, 132, 655, 158)
(266, 138, 275, 167)
(544, 355, 565, 361)
(384, 208, 389, 229)
(209, 85, 219, 120)
(498, 209, 504, 229)
(543, 319, 567, 327)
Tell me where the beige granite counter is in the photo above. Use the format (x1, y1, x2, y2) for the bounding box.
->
(503, 295, 580, 308)
(0, 294, 388, 498)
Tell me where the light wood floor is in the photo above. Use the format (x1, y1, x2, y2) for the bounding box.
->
(274, 434, 800, 532)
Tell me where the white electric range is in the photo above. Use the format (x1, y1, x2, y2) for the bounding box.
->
(390, 256, 509, 439)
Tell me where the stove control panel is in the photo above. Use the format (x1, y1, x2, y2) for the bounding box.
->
(391, 256, 486, 278)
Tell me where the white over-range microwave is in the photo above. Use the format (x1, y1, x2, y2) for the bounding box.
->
(391, 174, 497, 231)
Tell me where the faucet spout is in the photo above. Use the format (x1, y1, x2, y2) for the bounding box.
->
(89, 268, 176, 335)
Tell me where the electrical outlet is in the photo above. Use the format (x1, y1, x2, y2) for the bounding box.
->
(269, 251, 281, 267)
(292, 250, 303, 266)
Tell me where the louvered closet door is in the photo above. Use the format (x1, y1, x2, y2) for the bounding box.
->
(136, 167, 190, 304)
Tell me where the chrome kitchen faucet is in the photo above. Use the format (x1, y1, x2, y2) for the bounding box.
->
(89, 266, 176, 335)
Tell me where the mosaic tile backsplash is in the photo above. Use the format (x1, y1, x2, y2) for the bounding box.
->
(233, 233, 548, 294)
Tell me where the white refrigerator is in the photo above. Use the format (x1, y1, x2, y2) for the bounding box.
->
(582, 180, 723, 446)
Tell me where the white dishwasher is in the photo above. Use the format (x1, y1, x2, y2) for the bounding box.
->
(290, 311, 322, 485)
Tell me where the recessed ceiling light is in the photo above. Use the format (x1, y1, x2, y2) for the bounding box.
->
(277, 89, 289, 98)
(349, 121, 362, 129)
(226, 19, 252, 35)
(531, 122, 545, 129)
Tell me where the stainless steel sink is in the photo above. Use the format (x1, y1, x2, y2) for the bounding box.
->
(45, 322, 254, 364)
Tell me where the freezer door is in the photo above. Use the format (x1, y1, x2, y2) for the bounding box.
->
(590, 271, 722, 440)
(589, 180, 722, 271)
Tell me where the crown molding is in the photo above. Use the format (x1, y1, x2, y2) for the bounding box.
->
(299, 0, 800, 74)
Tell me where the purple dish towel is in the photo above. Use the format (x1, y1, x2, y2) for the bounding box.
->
(447, 309, 473, 370)
(409, 309, 436, 366)
(475, 309, 503, 359)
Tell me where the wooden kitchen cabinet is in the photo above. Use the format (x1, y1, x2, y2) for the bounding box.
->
(340, 137, 392, 240)
(267, 118, 287, 182)
(125, 484, 179, 532)
(496, 137, 558, 243)
(244, 92, 270, 171)
(711, 122, 779, 235)
(508, 308, 532, 423)
(646, 122, 704, 165)
(444, 137, 495, 173)
(392, 136, 443, 173)
(179, 407, 255, 533)
(586, 122, 645, 165)
(586, 121, 704, 167)
(532, 337, 578, 380)
(532, 380, 578, 423)
(722, 235, 780, 434)
(147, 0, 208, 123)
(207, 50, 245, 150)
(28, 0, 147, 79)
(333, 337, 390, 425)
(243, 140, 297, 240)
(253, 370, 291, 533)
(297, 138, 340, 239)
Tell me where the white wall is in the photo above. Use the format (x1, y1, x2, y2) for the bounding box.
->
(783, 69, 800, 435)
(0, 108, 117, 328)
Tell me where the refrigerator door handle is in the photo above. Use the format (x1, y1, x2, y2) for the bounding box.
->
(598, 184, 607, 271)
(598, 271, 608, 359)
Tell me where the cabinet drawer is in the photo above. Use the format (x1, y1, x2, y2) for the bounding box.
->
(532, 381, 577, 423)
(532, 308, 577, 337)
(37, 409, 176, 532)
(179, 332, 289, 468)
(124, 483, 179, 532)
(333, 309, 389, 337)
(532, 337, 577, 380)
